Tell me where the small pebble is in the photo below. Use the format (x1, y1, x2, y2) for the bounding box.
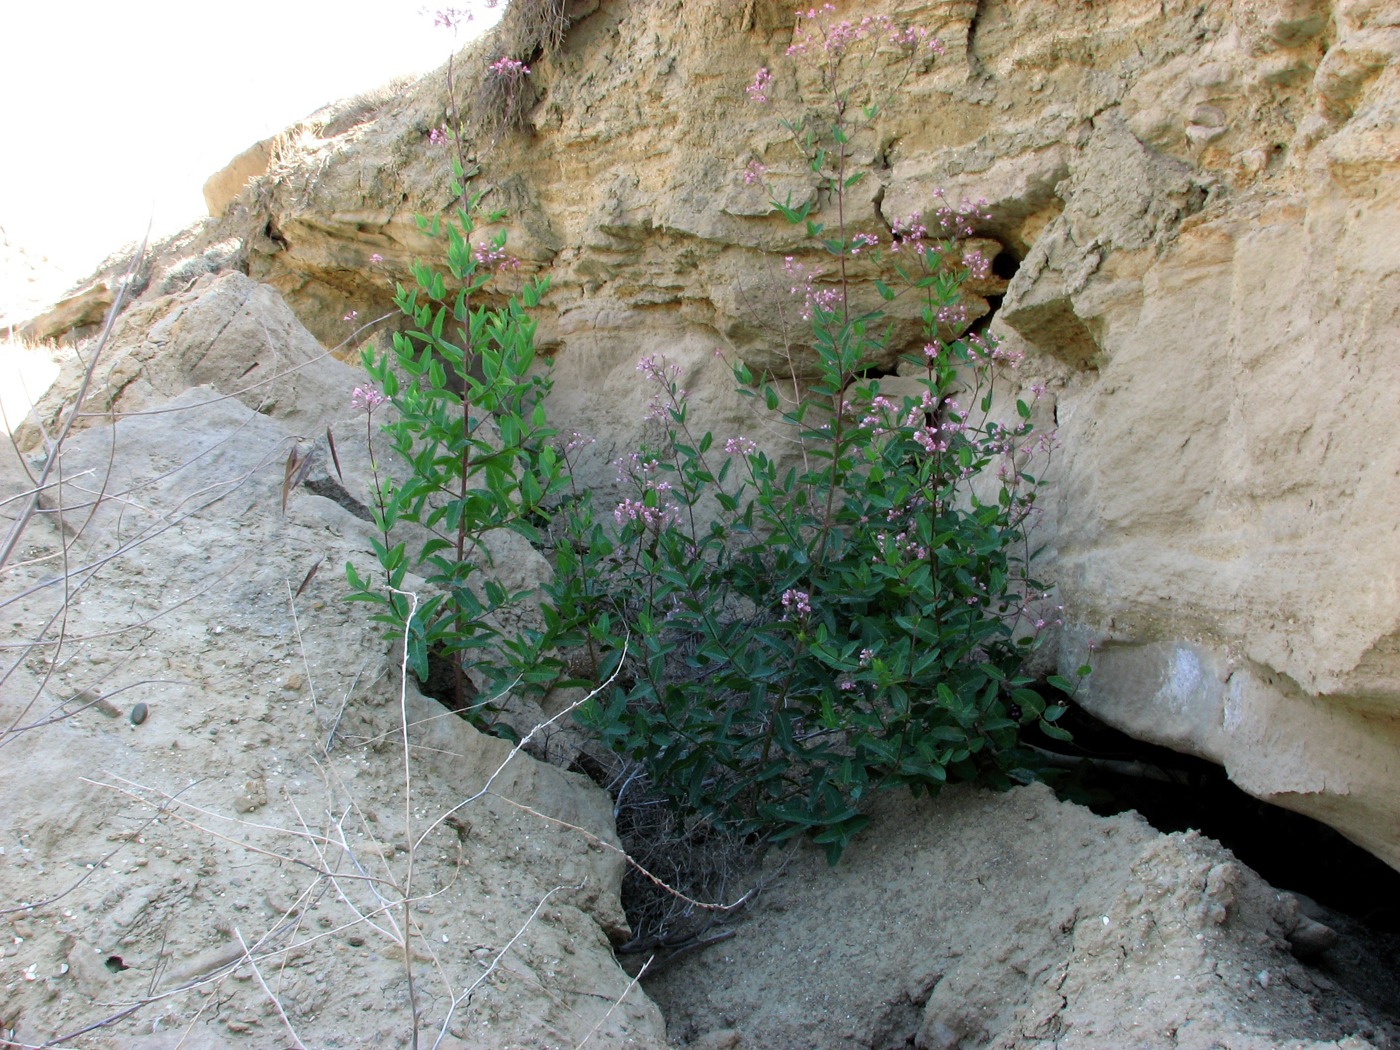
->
(129, 703, 149, 726)
(1287, 915, 1338, 960)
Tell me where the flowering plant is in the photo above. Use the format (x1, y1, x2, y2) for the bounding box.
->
(346, 162, 562, 721)
(542, 4, 1070, 861)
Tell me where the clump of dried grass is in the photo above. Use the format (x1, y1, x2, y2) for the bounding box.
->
(473, 0, 571, 139)
(601, 761, 769, 975)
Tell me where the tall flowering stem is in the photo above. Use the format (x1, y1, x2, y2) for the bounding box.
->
(345, 174, 561, 721)
(752, 7, 946, 566)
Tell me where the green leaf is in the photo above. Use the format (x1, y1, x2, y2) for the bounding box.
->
(407, 631, 429, 683)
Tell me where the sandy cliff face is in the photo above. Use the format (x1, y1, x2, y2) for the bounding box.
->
(36, 0, 1400, 867)
(7, 2, 1400, 1044)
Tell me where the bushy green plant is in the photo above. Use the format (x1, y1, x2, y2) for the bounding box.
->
(541, 5, 1071, 861)
(346, 162, 563, 719)
(351, 3, 1074, 864)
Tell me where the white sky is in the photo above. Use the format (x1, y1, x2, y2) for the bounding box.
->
(0, 1, 500, 310)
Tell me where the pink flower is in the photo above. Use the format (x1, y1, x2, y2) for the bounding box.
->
(614, 497, 681, 531)
(474, 243, 520, 270)
(724, 436, 757, 456)
(434, 8, 470, 31)
(351, 385, 388, 413)
(343, 310, 359, 322)
(746, 67, 773, 103)
(937, 303, 968, 329)
(743, 159, 767, 185)
(560, 430, 594, 454)
(823, 19, 862, 55)
(890, 213, 929, 252)
(781, 589, 812, 618)
(370, 252, 384, 264)
(636, 354, 687, 420)
(805, 286, 842, 320)
(489, 56, 531, 78)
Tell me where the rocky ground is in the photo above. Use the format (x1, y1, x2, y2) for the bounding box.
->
(648, 786, 1399, 1050)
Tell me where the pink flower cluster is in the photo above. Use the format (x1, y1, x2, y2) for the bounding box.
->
(747, 67, 773, 104)
(781, 256, 842, 320)
(489, 56, 531, 78)
(857, 394, 900, 434)
(351, 385, 388, 413)
(615, 452, 661, 484)
(781, 588, 812, 618)
(613, 468, 682, 530)
(856, 389, 968, 454)
(434, 7, 471, 30)
(936, 303, 968, 330)
(474, 243, 521, 271)
(884, 529, 930, 563)
(560, 430, 595, 455)
(614, 495, 681, 531)
(786, 6, 944, 58)
(931, 190, 991, 238)
(889, 213, 930, 251)
(963, 331, 1023, 368)
(637, 353, 688, 422)
(724, 436, 758, 456)
(888, 193, 992, 261)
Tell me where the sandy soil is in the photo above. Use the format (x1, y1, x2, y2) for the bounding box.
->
(648, 785, 1399, 1050)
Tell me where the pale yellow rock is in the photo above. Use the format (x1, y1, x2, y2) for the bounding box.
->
(202, 137, 274, 219)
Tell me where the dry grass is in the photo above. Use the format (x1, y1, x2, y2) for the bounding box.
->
(472, 0, 572, 139)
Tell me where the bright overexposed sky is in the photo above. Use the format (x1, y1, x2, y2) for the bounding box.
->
(0, 1, 501, 313)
